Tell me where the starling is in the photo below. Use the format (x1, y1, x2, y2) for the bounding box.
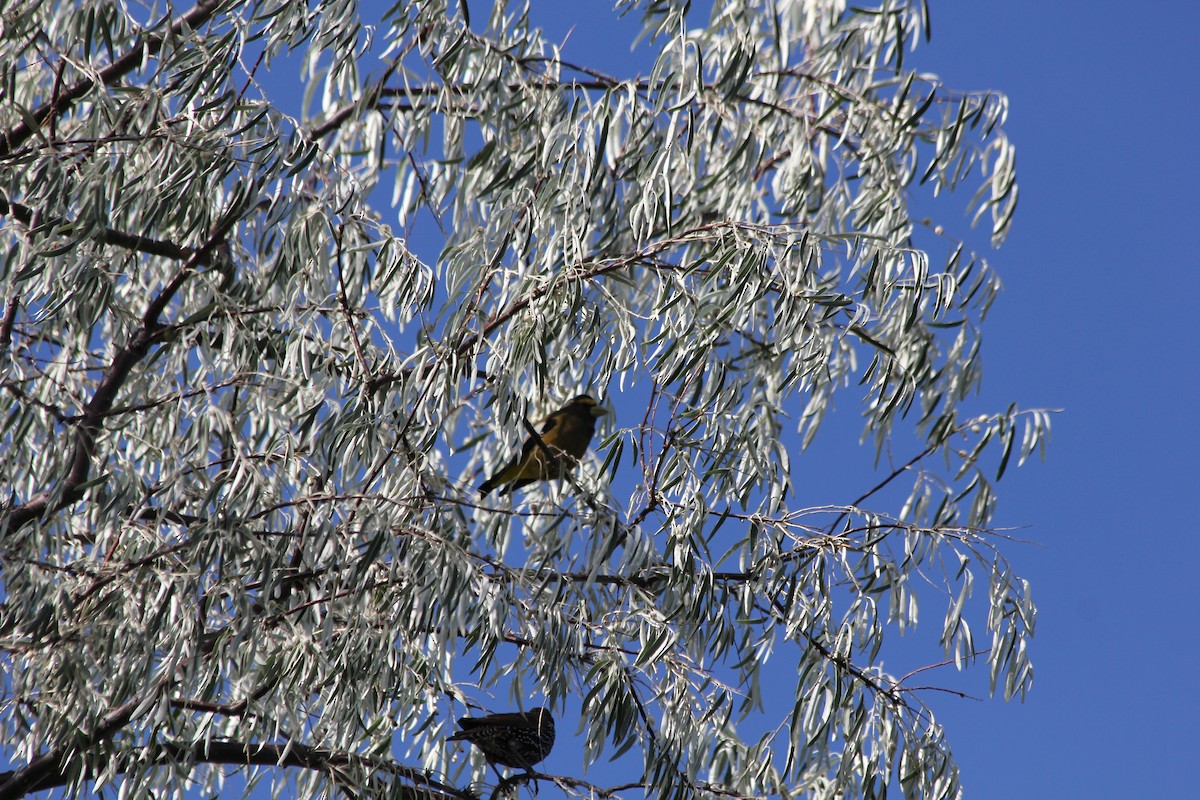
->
(478, 395, 608, 497)
(447, 707, 556, 771)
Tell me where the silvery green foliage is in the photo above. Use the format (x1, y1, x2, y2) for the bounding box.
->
(0, 1, 1044, 799)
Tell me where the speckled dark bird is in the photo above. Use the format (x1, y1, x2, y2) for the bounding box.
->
(447, 707, 556, 771)
(478, 395, 608, 497)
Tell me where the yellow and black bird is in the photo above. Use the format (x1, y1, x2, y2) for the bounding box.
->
(478, 394, 608, 497)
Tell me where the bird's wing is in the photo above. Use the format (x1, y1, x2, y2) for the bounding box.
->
(539, 408, 564, 435)
(502, 410, 560, 468)
(479, 412, 564, 494)
(478, 402, 595, 497)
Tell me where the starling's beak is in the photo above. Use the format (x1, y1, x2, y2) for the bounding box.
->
(590, 405, 609, 418)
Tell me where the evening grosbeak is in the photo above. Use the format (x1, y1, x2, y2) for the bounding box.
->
(478, 394, 608, 497)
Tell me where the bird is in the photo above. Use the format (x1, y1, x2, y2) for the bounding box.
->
(447, 707, 556, 771)
(478, 394, 608, 497)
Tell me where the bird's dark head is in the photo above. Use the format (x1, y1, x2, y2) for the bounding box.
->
(570, 394, 608, 418)
(526, 707, 556, 744)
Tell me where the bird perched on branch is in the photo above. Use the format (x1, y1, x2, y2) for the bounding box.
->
(478, 394, 608, 497)
(447, 707, 556, 771)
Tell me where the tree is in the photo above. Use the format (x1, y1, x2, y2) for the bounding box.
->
(0, 1, 1046, 799)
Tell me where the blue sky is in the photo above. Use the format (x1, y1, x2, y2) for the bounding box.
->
(520, 1, 1200, 797)
(906, 3, 1199, 796)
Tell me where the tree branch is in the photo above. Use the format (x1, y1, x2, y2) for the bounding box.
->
(0, 294, 17, 353)
(1, 216, 235, 537)
(0, 196, 206, 263)
(0, 0, 225, 159)
(0, 676, 171, 800)
(0, 738, 470, 800)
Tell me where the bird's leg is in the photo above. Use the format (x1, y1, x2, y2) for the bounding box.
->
(488, 771, 535, 800)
